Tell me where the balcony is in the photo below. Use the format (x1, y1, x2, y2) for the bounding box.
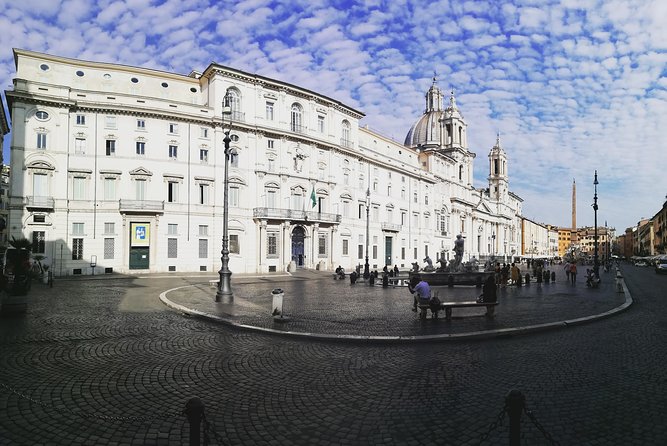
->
(230, 111, 245, 123)
(253, 207, 341, 224)
(119, 199, 164, 214)
(290, 124, 306, 134)
(381, 222, 402, 232)
(340, 138, 353, 149)
(26, 196, 55, 211)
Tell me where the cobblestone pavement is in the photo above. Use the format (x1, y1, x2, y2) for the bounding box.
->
(163, 266, 627, 339)
(0, 265, 665, 445)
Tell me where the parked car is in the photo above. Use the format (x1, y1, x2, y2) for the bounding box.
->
(1, 247, 33, 296)
(634, 260, 648, 267)
(655, 257, 667, 274)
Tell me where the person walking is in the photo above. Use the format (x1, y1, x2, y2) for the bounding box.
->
(569, 262, 577, 284)
(511, 263, 520, 285)
(564, 261, 571, 282)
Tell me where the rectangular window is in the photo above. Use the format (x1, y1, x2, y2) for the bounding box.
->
(167, 181, 178, 203)
(104, 178, 116, 200)
(75, 138, 85, 154)
(414, 247, 418, 259)
(72, 238, 83, 260)
(37, 133, 47, 149)
(229, 186, 239, 207)
(266, 189, 276, 208)
(342, 239, 349, 256)
(135, 179, 146, 200)
(169, 123, 178, 134)
(372, 245, 378, 260)
(358, 244, 364, 260)
(358, 204, 364, 219)
(267, 140, 274, 149)
(268, 232, 278, 256)
(168, 224, 178, 235)
(230, 152, 239, 167)
(72, 223, 84, 235)
(200, 149, 208, 163)
(137, 119, 145, 129)
(265, 101, 274, 121)
(198, 239, 208, 258)
(229, 234, 240, 254)
(317, 115, 325, 133)
(106, 140, 116, 156)
(169, 145, 178, 159)
(167, 238, 177, 258)
(104, 222, 115, 234)
(73, 177, 85, 200)
(402, 247, 406, 260)
(136, 142, 145, 155)
(105, 116, 116, 129)
(199, 184, 209, 205)
(318, 234, 327, 256)
(198, 225, 208, 236)
(76, 114, 86, 125)
(104, 238, 115, 259)
(268, 158, 276, 172)
(32, 231, 45, 254)
(200, 127, 208, 138)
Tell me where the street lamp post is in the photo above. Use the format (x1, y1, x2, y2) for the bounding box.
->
(592, 170, 600, 278)
(216, 98, 234, 302)
(364, 186, 370, 280)
(491, 232, 495, 259)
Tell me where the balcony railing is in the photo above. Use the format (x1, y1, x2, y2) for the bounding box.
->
(119, 199, 164, 213)
(381, 222, 402, 232)
(340, 138, 353, 149)
(230, 111, 245, 123)
(290, 123, 306, 134)
(26, 196, 55, 210)
(253, 207, 341, 224)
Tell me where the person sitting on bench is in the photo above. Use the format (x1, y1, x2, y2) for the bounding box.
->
(408, 274, 431, 312)
(477, 275, 497, 303)
(335, 265, 345, 279)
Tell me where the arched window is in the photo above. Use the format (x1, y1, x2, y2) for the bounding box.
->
(291, 103, 303, 133)
(225, 89, 241, 120)
(458, 127, 463, 144)
(341, 120, 351, 147)
(459, 165, 464, 181)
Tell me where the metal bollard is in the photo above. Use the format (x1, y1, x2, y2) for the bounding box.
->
(506, 389, 525, 446)
(184, 397, 204, 446)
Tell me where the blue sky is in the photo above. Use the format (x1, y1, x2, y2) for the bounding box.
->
(1, 0, 666, 233)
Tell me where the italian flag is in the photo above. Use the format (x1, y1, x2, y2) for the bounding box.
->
(310, 187, 317, 208)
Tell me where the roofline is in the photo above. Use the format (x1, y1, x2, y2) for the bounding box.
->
(201, 62, 365, 119)
(12, 48, 200, 84)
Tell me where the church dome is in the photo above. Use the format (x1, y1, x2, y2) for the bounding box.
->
(404, 78, 462, 149)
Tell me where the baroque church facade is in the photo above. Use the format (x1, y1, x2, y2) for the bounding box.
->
(5, 49, 522, 276)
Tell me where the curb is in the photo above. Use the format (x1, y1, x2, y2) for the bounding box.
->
(159, 276, 633, 344)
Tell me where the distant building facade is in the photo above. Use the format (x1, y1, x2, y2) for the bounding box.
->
(5, 50, 523, 276)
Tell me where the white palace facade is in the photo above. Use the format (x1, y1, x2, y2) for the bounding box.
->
(5, 49, 523, 276)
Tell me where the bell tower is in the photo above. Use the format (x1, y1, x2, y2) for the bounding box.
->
(488, 133, 508, 201)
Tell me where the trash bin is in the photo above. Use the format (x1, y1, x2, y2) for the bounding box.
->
(271, 288, 284, 319)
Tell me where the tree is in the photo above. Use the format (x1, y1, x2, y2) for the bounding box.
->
(9, 236, 32, 251)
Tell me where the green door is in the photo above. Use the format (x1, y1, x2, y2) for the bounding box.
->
(385, 236, 393, 266)
(129, 247, 150, 270)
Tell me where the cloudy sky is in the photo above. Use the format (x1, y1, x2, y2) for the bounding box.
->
(1, 0, 666, 232)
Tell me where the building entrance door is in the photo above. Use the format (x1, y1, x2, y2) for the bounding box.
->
(291, 226, 305, 267)
(385, 236, 393, 266)
(129, 222, 150, 270)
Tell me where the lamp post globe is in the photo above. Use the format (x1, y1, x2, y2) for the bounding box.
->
(216, 100, 234, 302)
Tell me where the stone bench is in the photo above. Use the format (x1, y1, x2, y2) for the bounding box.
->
(440, 301, 499, 320)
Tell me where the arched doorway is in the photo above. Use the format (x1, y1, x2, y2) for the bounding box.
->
(291, 226, 305, 267)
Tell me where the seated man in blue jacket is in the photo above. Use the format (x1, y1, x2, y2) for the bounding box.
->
(408, 274, 431, 311)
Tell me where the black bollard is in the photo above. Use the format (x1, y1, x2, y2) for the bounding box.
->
(184, 397, 204, 446)
(517, 273, 522, 287)
(506, 390, 525, 446)
(525, 273, 530, 285)
(382, 274, 389, 288)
